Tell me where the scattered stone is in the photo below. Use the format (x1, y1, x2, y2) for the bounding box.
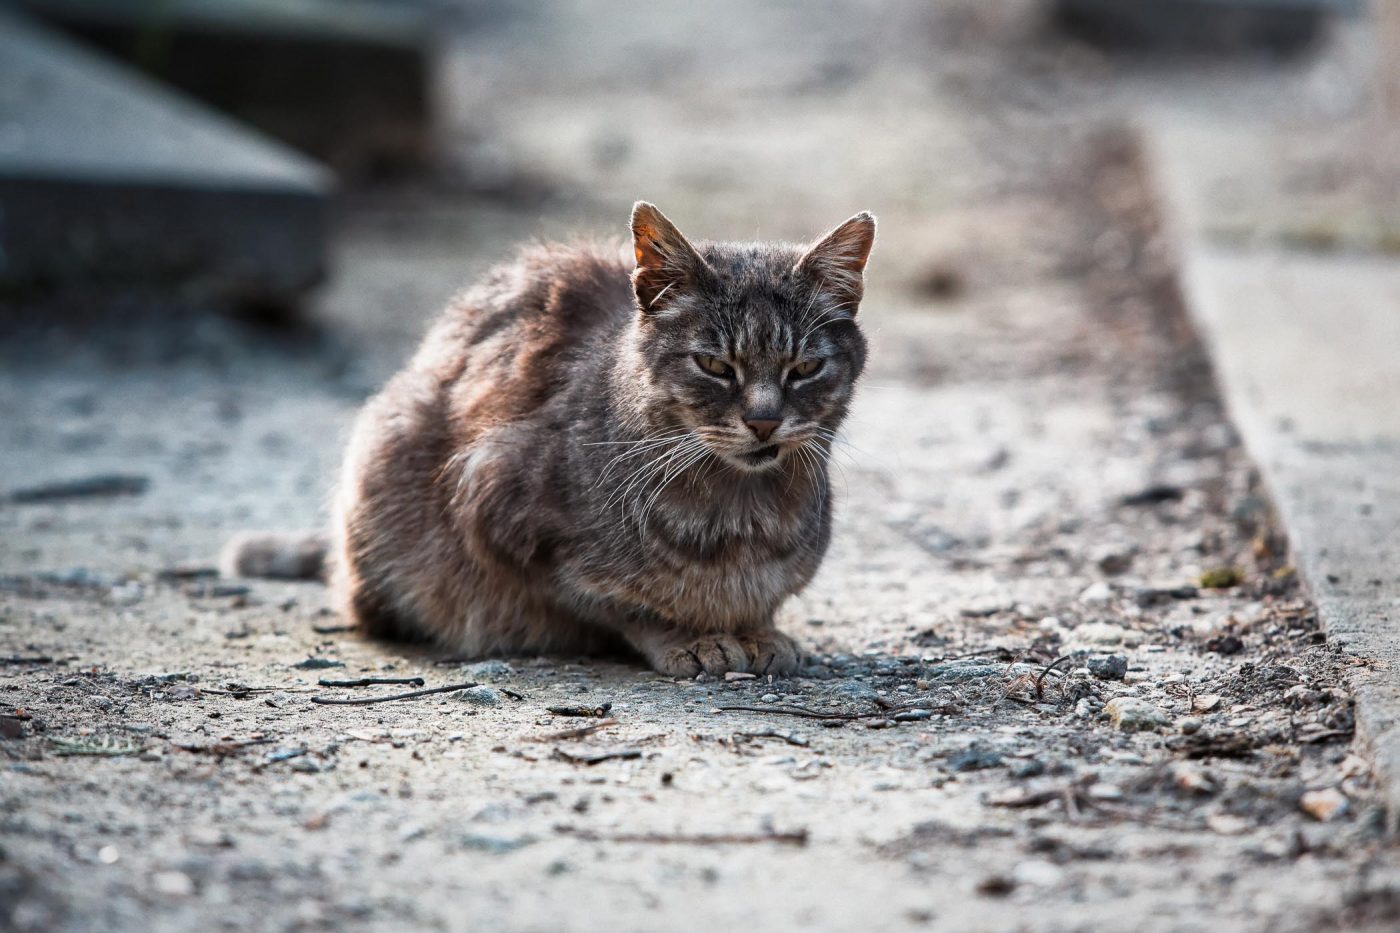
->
(761, 693, 779, 703)
(1119, 484, 1184, 506)
(461, 833, 536, 854)
(1205, 634, 1245, 655)
(457, 686, 504, 707)
(975, 874, 1016, 897)
(1170, 763, 1218, 795)
(1206, 813, 1250, 836)
(1079, 581, 1114, 605)
(1104, 697, 1172, 732)
(292, 657, 345, 670)
(1010, 758, 1046, 779)
(1086, 655, 1128, 681)
(948, 744, 1003, 772)
(1198, 567, 1244, 589)
(151, 870, 195, 897)
(1094, 549, 1134, 576)
(1133, 584, 1198, 607)
(893, 709, 934, 722)
(832, 681, 879, 703)
(464, 660, 513, 681)
(1179, 717, 1203, 735)
(1192, 694, 1223, 713)
(1299, 788, 1348, 822)
(1, 715, 30, 740)
(1012, 859, 1064, 887)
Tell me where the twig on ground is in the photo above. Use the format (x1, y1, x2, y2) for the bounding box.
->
(557, 825, 808, 846)
(525, 718, 619, 742)
(310, 682, 481, 706)
(173, 737, 276, 757)
(311, 624, 355, 635)
(734, 730, 810, 748)
(1034, 655, 1073, 699)
(317, 677, 426, 688)
(547, 702, 612, 718)
(713, 704, 891, 721)
(0, 655, 54, 665)
(552, 746, 642, 765)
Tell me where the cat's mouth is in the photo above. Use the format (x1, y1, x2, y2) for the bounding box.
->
(735, 444, 782, 468)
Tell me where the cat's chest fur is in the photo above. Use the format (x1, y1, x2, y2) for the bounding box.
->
(556, 464, 829, 628)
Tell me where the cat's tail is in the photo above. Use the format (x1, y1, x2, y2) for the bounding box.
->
(219, 531, 330, 582)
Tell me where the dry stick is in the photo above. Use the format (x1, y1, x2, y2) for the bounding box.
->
(559, 826, 808, 846)
(1034, 655, 1074, 700)
(713, 703, 893, 721)
(0, 655, 54, 664)
(526, 718, 620, 743)
(318, 677, 426, 688)
(310, 682, 481, 706)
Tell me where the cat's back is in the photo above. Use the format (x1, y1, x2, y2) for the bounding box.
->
(408, 240, 633, 428)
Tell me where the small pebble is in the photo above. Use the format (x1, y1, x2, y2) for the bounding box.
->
(457, 685, 504, 707)
(761, 693, 779, 703)
(1104, 697, 1172, 732)
(1086, 655, 1128, 681)
(465, 660, 513, 681)
(1299, 788, 1348, 822)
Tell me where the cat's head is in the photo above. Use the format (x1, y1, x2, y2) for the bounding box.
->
(627, 202, 873, 474)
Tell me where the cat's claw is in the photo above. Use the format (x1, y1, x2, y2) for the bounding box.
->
(651, 630, 801, 678)
(739, 630, 802, 676)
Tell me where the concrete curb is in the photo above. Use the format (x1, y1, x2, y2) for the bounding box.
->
(1143, 116, 1400, 831)
(0, 10, 332, 303)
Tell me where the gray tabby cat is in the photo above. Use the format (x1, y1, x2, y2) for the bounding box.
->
(226, 203, 874, 677)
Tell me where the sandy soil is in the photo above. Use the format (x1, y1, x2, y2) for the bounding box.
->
(2, 2, 1398, 931)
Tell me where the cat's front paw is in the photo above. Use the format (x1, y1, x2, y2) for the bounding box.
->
(738, 629, 802, 676)
(648, 630, 802, 678)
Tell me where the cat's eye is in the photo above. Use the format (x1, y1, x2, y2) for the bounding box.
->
(694, 355, 735, 379)
(789, 359, 824, 380)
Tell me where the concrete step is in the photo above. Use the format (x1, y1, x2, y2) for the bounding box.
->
(16, 0, 435, 175)
(1147, 116, 1400, 829)
(0, 11, 332, 306)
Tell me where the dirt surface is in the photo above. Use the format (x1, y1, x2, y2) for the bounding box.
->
(3, 2, 1398, 931)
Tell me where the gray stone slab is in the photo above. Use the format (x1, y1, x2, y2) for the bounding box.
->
(17, 0, 435, 174)
(0, 11, 331, 302)
(1148, 117, 1400, 829)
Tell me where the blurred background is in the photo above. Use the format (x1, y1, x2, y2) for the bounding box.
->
(0, 0, 1396, 569)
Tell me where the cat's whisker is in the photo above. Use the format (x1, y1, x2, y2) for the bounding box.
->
(592, 431, 698, 488)
(610, 436, 707, 515)
(637, 444, 711, 530)
(602, 438, 696, 510)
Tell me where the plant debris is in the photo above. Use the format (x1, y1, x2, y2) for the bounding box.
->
(546, 702, 613, 718)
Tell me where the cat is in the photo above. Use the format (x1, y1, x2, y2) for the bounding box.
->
(223, 203, 874, 677)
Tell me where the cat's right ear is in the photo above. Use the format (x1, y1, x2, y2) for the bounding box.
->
(630, 202, 707, 312)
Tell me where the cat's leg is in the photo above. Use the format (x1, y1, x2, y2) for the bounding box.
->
(623, 622, 802, 678)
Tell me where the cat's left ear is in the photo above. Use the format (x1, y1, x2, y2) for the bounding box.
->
(631, 202, 708, 312)
(797, 212, 876, 312)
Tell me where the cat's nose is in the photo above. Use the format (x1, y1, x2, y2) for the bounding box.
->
(743, 415, 784, 442)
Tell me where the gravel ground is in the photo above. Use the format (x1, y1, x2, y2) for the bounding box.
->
(2, 2, 1398, 931)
